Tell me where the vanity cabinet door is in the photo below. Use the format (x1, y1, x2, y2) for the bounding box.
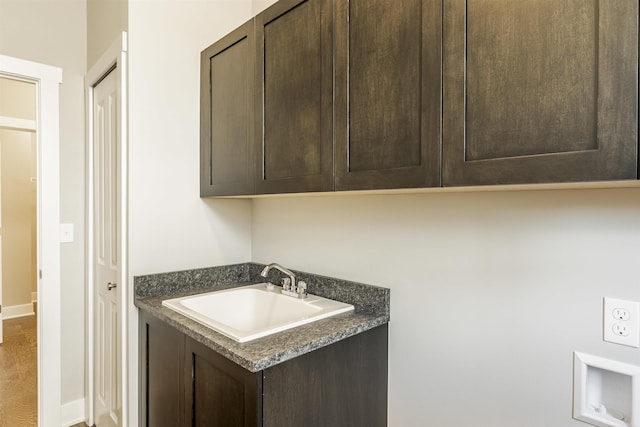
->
(254, 0, 334, 194)
(443, 0, 638, 186)
(140, 314, 185, 427)
(200, 19, 256, 196)
(184, 338, 262, 427)
(334, 0, 442, 191)
(262, 324, 388, 427)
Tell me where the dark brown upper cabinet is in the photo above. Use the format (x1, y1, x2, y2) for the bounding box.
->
(335, 0, 442, 191)
(201, 0, 639, 197)
(200, 20, 256, 197)
(442, 0, 638, 186)
(254, 0, 334, 194)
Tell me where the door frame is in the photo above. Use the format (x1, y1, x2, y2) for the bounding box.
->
(0, 54, 62, 426)
(85, 32, 129, 427)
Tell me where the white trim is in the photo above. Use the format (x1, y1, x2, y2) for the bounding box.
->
(2, 303, 35, 319)
(60, 398, 86, 427)
(0, 54, 63, 427)
(0, 116, 36, 132)
(0, 55, 61, 83)
(573, 352, 640, 427)
(85, 31, 130, 427)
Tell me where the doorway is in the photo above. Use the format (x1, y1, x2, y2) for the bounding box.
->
(0, 76, 38, 338)
(0, 76, 38, 425)
(0, 54, 62, 426)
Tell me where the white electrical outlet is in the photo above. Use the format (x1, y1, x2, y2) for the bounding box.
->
(604, 297, 640, 348)
(613, 308, 631, 321)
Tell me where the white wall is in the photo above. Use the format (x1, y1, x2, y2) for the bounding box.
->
(127, 0, 253, 275)
(0, 0, 87, 406)
(253, 0, 276, 14)
(127, 0, 254, 422)
(0, 77, 36, 119)
(252, 187, 640, 426)
(87, 0, 127, 69)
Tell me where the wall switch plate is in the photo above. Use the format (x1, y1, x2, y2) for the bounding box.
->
(604, 297, 640, 348)
(59, 223, 74, 243)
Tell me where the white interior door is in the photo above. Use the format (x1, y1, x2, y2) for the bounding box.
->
(93, 69, 121, 427)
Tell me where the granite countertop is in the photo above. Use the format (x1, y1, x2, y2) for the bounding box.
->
(134, 262, 390, 372)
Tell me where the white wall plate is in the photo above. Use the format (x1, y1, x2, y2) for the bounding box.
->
(574, 352, 640, 427)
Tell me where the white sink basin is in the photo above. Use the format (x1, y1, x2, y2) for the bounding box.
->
(162, 283, 354, 343)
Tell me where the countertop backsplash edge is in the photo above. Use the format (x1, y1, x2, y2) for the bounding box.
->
(134, 261, 390, 317)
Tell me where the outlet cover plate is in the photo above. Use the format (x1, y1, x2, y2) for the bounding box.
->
(604, 298, 640, 348)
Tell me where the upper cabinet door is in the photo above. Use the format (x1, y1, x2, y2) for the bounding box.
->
(255, 0, 334, 194)
(201, 20, 256, 196)
(443, 0, 638, 186)
(335, 0, 442, 191)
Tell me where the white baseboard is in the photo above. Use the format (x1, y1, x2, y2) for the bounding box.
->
(32, 291, 38, 303)
(2, 303, 35, 319)
(61, 398, 86, 427)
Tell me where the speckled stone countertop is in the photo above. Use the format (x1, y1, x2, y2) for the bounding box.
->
(134, 262, 390, 372)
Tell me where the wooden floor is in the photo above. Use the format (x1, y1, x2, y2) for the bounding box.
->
(1, 315, 92, 427)
(0, 314, 37, 427)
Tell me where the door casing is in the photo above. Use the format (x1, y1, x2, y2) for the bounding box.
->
(0, 54, 62, 426)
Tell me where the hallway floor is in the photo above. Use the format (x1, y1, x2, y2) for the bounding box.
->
(0, 314, 37, 426)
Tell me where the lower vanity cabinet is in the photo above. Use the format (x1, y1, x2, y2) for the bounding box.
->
(140, 311, 388, 427)
(261, 325, 388, 427)
(185, 338, 261, 426)
(142, 314, 184, 427)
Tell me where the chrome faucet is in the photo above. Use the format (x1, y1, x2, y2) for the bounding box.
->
(260, 263, 307, 299)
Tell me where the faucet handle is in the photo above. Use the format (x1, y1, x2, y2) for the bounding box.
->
(260, 265, 270, 277)
(297, 281, 307, 298)
(281, 277, 291, 291)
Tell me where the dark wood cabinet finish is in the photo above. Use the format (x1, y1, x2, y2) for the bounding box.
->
(262, 324, 388, 427)
(201, 0, 638, 196)
(200, 19, 255, 196)
(442, 0, 638, 186)
(140, 314, 184, 427)
(335, 0, 442, 190)
(185, 339, 261, 427)
(254, 0, 334, 194)
(141, 311, 388, 427)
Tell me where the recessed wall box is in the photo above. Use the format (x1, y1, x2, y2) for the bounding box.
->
(573, 352, 640, 427)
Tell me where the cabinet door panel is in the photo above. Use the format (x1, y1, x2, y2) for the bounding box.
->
(255, 0, 334, 194)
(443, 0, 638, 185)
(184, 338, 261, 427)
(263, 325, 388, 427)
(201, 20, 255, 196)
(335, 0, 441, 190)
(141, 314, 184, 427)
